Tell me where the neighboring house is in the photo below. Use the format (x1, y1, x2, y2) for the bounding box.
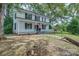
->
(13, 8, 53, 34)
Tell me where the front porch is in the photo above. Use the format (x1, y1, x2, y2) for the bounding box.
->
(13, 20, 53, 34)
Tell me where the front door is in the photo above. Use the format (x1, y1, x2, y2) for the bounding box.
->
(35, 25, 41, 33)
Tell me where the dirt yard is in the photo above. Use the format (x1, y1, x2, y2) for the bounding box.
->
(0, 34, 79, 56)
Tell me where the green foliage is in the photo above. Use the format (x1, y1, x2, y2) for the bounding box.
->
(30, 4, 66, 18)
(4, 16, 13, 34)
(3, 4, 21, 34)
(49, 25, 52, 29)
(67, 17, 79, 34)
(54, 22, 68, 34)
(0, 4, 2, 12)
(54, 24, 62, 33)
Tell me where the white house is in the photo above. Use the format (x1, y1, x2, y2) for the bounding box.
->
(13, 8, 53, 34)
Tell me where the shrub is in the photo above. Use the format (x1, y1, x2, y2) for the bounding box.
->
(49, 25, 52, 29)
(67, 17, 79, 34)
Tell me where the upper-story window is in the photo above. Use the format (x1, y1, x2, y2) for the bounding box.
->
(44, 17, 46, 22)
(25, 13, 32, 20)
(41, 17, 47, 22)
(35, 15, 40, 21)
(42, 17, 46, 22)
(42, 17, 43, 22)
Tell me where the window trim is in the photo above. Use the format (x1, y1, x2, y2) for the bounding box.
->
(35, 15, 40, 21)
(25, 13, 32, 20)
(42, 24, 46, 29)
(25, 23, 32, 29)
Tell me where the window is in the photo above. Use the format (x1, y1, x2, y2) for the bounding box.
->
(44, 17, 46, 22)
(14, 23, 16, 30)
(25, 13, 32, 20)
(42, 17, 46, 22)
(25, 23, 32, 29)
(42, 24, 46, 29)
(35, 15, 40, 21)
(42, 17, 43, 22)
(28, 14, 32, 20)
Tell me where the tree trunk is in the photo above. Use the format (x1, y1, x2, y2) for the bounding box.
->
(0, 4, 6, 40)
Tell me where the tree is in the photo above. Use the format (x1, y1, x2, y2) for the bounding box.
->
(0, 4, 7, 39)
(67, 17, 79, 34)
(0, 3, 21, 38)
(30, 3, 68, 23)
(3, 4, 21, 34)
(4, 16, 13, 34)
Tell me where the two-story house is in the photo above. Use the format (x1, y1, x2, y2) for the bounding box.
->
(13, 8, 53, 34)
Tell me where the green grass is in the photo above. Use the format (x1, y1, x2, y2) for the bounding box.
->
(54, 33, 79, 41)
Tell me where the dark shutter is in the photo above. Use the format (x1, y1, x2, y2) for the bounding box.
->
(25, 13, 27, 19)
(15, 23, 16, 30)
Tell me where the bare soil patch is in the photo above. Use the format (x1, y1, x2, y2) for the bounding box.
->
(0, 34, 79, 56)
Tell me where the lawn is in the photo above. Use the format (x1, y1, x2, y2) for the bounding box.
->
(0, 34, 79, 56)
(54, 33, 79, 41)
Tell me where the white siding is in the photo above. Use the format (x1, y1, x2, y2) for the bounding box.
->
(16, 12, 25, 18)
(46, 18, 49, 22)
(17, 21, 36, 34)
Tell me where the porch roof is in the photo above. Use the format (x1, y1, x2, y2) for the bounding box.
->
(16, 17, 52, 25)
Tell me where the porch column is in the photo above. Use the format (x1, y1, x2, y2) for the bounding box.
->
(17, 21, 20, 34)
(46, 24, 49, 30)
(32, 23, 35, 32)
(39, 23, 42, 29)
